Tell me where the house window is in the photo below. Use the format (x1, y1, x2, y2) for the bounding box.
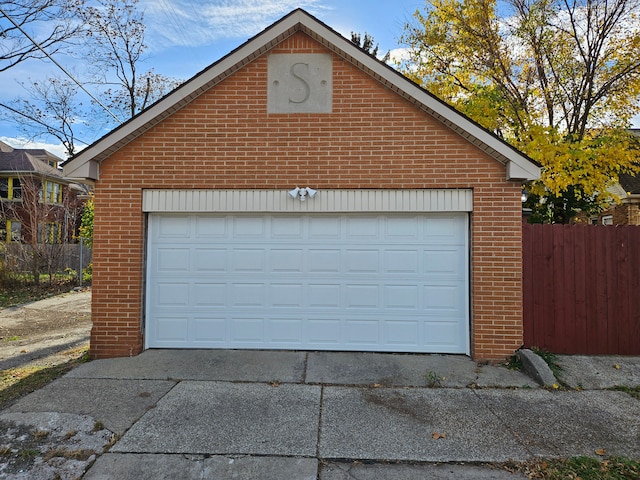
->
(602, 215, 613, 225)
(0, 177, 21, 200)
(10, 178, 21, 199)
(41, 181, 62, 204)
(4, 220, 22, 242)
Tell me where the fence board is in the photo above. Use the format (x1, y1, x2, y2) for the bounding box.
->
(523, 224, 640, 355)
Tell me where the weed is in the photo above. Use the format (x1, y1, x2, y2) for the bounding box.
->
(17, 448, 40, 460)
(0, 276, 79, 308)
(530, 347, 563, 377)
(608, 385, 640, 400)
(93, 421, 104, 432)
(43, 448, 95, 462)
(504, 353, 523, 371)
(505, 455, 640, 479)
(425, 370, 443, 388)
(33, 430, 49, 440)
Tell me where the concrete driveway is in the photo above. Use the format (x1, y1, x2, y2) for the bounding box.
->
(1, 349, 639, 479)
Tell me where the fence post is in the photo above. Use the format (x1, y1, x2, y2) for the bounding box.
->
(79, 237, 84, 288)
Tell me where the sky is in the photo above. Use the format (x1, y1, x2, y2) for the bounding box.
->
(1, 0, 638, 159)
(0, 0, 424, 159)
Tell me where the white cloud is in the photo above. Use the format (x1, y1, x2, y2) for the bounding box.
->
(142, 0, 330, 49)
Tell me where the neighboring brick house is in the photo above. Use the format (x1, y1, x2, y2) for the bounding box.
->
(588, 173, 640, 225)
(63, 10, 540, 361)
(0, 140, 86, 245)
(586, 130, 640, 225)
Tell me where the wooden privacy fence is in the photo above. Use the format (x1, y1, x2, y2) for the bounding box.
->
(523, 224, 640, 355)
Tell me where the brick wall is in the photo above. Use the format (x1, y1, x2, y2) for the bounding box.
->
(92, 32, 523, 361)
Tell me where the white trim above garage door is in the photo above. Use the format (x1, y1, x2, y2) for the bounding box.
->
(142, 189, 473, 213)
(145, 211, 470, 354)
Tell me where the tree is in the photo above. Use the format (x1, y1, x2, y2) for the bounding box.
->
(78, 193, 93, 249)
(9, 76, 85, 156)
(79, 0, 181, 124)
(0, 0, 84, 72)
(2, 0, 181, 152)
(351, 32, 391, 62)
(1, 175, 65, 284)
(400, 0, 640, 222)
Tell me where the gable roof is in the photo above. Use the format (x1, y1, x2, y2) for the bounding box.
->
(62, 8, 540, 183)
(0, 141, 66, 181)
(619, 173, 640, 195)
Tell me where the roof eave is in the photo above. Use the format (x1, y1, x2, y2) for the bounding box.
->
(63, 8, 540, 183)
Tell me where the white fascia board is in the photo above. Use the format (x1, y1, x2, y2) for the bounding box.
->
(62, 15, 298, 177)
(62, 9, 540, 183)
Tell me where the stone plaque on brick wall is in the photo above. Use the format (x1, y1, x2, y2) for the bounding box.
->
(267, 54, 332, 113)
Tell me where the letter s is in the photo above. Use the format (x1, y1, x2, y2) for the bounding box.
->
(289, 62, 311, 104)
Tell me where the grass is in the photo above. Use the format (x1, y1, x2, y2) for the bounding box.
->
(504, 347, 563, 378)
(512, 456, 640, 479)
(0, 275, 80, 308)
(0, 346, 90, 410)
(607, 385, 640, 400)
(530, 347, 563, 378)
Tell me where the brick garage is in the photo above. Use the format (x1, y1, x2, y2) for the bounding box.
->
(63, 10, 539, 361)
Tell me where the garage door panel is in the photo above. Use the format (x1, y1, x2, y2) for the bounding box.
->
(232, 249, 266, 272)
(308, 249, 341, 272)
(147, 213, 469, 353)
(232, 284, 265, 306)
(424, 285, 466, 313)
(194, 249, 227, 272)
(270, 284, 304, 307)
(308, 284, 341, 308)
(156, 283, 189, 306)
(425, 321, 463, 347)
(347, 217, 379, 237)
(193, 283, 226, 306)
(309, 216, 341, 237)
(384, 320, 419, 346)
(345, 319, 379, 344)
(233, 216, 266, 236)
(384, 250, 419, 274)
(270, 249, 303, 272)
(231, 318, 264, 343)
(155, 317, 189, 343)
(267, 318, 303, 343)
(424, 216, 467, 243)
(157, 216, 190, 237)
(272, 217, 304, 238)
(195, 216, 228, 237)
(157, 248, 189, 272)
(345, 250, 380, 273)
(424, 249, 466, 279)
(383, 285, 419, 310)
(385, 216, 420, 239)
(308, 318, 341, 344)
(193, 317, 226, 342)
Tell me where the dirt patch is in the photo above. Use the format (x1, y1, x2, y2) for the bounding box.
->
(0, 290, 92, 371)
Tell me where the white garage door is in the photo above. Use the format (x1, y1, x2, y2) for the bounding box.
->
(145, 213, 469, 353)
